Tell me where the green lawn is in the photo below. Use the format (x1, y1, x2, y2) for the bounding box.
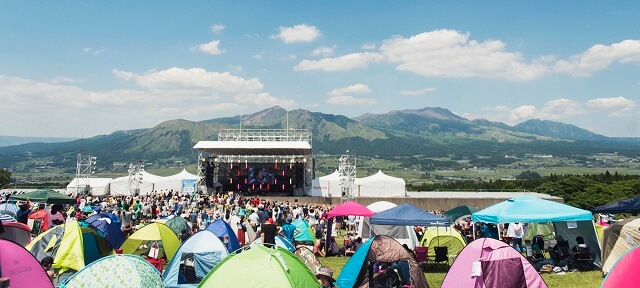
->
(319, 256, 603, 288)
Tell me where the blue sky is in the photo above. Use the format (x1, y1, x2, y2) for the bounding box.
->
(1, 2, 639, 137)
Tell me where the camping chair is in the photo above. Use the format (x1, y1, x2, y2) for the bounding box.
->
(414, 247, 428, 270)
(573, 244, 593, 271)
(430, 246, 449, 271)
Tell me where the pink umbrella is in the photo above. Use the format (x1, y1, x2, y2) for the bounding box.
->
(0, 239, 54, 288)
(327, 201, 374, 219)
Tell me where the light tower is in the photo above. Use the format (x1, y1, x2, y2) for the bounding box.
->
(75, 153, 96, 195)
(338, 151, 356, 202)
(127, 160, 144, 195)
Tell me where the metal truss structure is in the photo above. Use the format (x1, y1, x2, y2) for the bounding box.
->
(75, 153, 96, 195)
(338, 154, 356, 202)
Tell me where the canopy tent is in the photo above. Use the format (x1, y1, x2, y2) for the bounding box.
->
(336, 235, 428, 288)
(163, 230, 229, 288)
(593, 195, 640, 214)
(205, 219, 241, 253)
(472, 195, 602, 268)
(443, 205, 479, 223)
(198, 245, 320, 288)
(354, 170, 406, 197)
(601, 216, 640, 274)
(10, 188, 76, 204)
(357, 201, 420, 249)
(327, 201, 374, 219)
(370, 203, 451, 226)
(309, 170, 340, 197)
(0, 222, 32, 246)
(65, 178, 112, 196)
(602, 245, 640, 288)
(441, 237, 547, 288)
(85, 212, 125, 249)
(0, 239, 54, 288)
(60, 254, 162, 288)
(109, 171, 164, 196)
(253, 235, 296, 252)
(153, 169, 198, 193)
(419, 226, 466, 258)
(120, 222, 180, 262)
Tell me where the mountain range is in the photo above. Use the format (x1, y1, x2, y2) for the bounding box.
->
(1, 106, 638, 168)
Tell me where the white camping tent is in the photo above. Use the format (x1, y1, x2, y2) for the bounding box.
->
(357, 201, 420, 249)
(309, 170, 341, 197)
(109, 171, 164, 196)
(153, 169, 198, 193)
(354, 170, 406, 197)
(66, 178, 112, 196)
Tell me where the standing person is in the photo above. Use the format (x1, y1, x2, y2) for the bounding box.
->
(509, 222, 524, 252)
(261, 218, 278, 247)
(281, 216, 296, 244)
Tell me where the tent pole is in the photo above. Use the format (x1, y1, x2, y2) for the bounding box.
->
(472, 222, 476, 240)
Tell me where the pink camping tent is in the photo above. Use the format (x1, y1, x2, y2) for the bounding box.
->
(442, 237, 546, 288)
(602, 245, 640, 288)
(0, 238, 54, 288)
(327, 201, 374, 219)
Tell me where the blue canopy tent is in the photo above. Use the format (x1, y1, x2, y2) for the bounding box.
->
(370, 203, 451, 226)
(205, 220, 241, 253)
(85, 212, 125, 249)
(163, 230, 228, 288)
(593, 195, 640, 214)
(472, 195, 602, 267)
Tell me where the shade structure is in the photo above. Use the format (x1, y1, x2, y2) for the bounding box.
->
(10, 188, 76, 204)
(593, 195, 640, 214)
(0, 222, 32, 246)
(441, 238, 546, 288)
(602, 245, 640, 288)
(253, 235, 296, 252)
(0, 239, 54, 288)
(120, 222, 180, 262)
(370, 203, 450, 226)
(60, 254, 162, 288)
(205, 219, 241, 253)
(327, 201, 374, 219)
(163, 230, 229, 288)
(198, 245, 320, 288)
(85, 212, 126, 249)
(358, 201, 421, 249)
(472, 195, 592, 223)
(443, 205, 479, 223)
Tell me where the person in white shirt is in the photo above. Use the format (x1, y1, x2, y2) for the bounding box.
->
(508, 222, 524, 252)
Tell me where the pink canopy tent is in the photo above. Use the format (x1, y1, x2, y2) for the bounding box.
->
(327, 201, 374, 219)
(0, 239, 54, 288)
(442, 237, 546, 288)
(602, 245, 640, 288)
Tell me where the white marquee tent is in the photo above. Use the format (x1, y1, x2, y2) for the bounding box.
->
(355, 170, 406, 197)
(153, 169, 198, 193)
(309, 170, 341, 197)
(66, 178, 113, 196)
(109, 171, 164, 196)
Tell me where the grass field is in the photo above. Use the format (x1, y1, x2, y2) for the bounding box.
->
(318, 256, 604, 288)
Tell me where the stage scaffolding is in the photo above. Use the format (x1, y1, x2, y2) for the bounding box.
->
(195, 129, 313, 196)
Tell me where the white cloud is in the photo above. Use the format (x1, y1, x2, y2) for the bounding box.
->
(554, 40, 640, 77)
(194, 40, 224, 55)
(507, 105, 538, 123)
(399, 87, 437, 96)
(311, 46, 335, 57)
(326, 95, 378, 105)
(586, 97, 637, 115)
(82, 47, 106, 56)
(361, 43, 376, 50)
(46, 76, 78, 84)
(253, 51, 265, 59)
(540, 98, 583, 118)
(379, 29, 548, 80)
(329, 84, 371, 97)
(294, 52, 382, 71)
(481, 105, 510, 112)
(272, 24, 321, 43)
(211, 24, 225, 33)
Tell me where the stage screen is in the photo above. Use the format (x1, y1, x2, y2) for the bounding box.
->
(217, 161, 305, 194)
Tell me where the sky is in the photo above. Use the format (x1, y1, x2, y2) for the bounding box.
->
(1, 2, 639, 138)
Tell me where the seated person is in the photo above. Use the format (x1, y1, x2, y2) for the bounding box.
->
(547, 235, 571, 266)
(326, 236, 340, 256)
(342, 237, 363, 255)
(571, 236, 593, 270)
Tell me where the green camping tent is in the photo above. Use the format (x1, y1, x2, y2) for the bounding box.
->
(198, 245, 320, 288)
(10, 189, 76, 204)
(419, 226, 466, 258)
(444, 205, 479, 223)
(523, 222, 555, 241)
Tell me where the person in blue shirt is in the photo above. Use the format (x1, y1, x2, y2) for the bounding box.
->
(281, 216, 297, 244)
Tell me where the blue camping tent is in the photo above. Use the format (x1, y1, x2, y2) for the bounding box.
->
(593, 195, 640, 214)
(472, 195, 602, 267)
(85, 212, 125, 249)
(370, 203, 451, 226)
(205, 220, 241, 253)
(253, 235, 295, 252)
(163, 230, 228, 288)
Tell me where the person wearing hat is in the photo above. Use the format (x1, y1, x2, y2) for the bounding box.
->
(316, 267, 336, 288)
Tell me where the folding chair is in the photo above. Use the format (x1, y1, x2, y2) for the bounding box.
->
(431, 246, 449, 271)
(414, 247, 428, 270)
(573, 244, 593, 271)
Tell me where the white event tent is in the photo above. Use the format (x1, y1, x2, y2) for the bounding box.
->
(153, 169, 198, 192)
(309, 170, 341, 197)
(109, 171, 164, 196)
(65, 178, 113, 196)
(354, 170, 406, 197)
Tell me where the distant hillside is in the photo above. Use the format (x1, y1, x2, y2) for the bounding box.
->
(0, 136, 77, 147)
(514, 119, 608, 141)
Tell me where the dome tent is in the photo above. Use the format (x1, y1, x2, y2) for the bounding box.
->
(602, 244, 640, 288)
(0, 222, 31, 246)
(419, 226, 466, 259)
(205, 219, 241, 253)
(198, 245, 320, 288)
(163, 216, 192, 238)
(60, 254, 162, 288)
(252, 235, 296, 252)
(601, 216, 640, 274)
(0, 238, 54, 288)
(85, 212, 125, 249)
(294, 246, 322, 276)
(120, 222, 180, 262)
(163, 230, 229, 288)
